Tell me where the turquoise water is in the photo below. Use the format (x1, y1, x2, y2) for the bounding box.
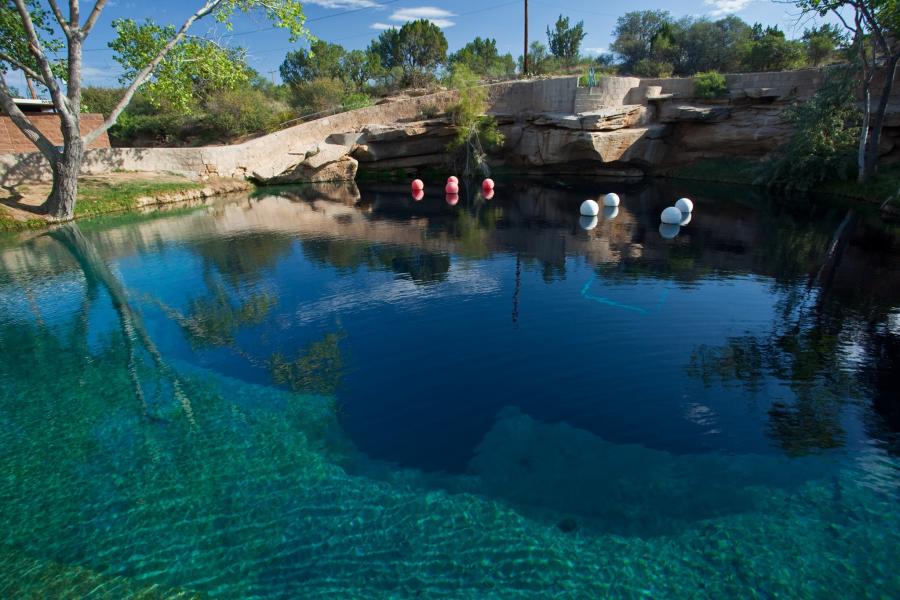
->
(0, 179, 898, 597)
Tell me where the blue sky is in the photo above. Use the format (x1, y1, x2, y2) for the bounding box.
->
(8, 0, 832, 90)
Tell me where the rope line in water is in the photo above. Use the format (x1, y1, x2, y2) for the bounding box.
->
(580, 275, 670, 315)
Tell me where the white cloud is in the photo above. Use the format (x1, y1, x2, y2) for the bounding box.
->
(583, 47, 607, 55)
(389, 6, 456, 28)
(370, 22, 394, 30)
(307, 0, 381, 8)
(704, 0, 753, 18)
(81, 65, 121, 84)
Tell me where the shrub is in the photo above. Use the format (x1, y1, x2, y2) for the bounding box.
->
(112, 110, 186, 145)
(693, 71, 728, 99)
(634, 58, 674, 78)
(340, 93, 373, 111)
(446, 65, 504, 177)
(759, 67, 860, 192)
(81, 86, 125, 116)
(201, 87, 293, 138)
(418, 104, 441, 120)
(289, 77, 347, 114)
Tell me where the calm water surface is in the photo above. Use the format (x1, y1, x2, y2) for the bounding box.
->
(0, 178, 898, 597)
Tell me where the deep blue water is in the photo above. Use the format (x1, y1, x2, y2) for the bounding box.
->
(0, 178, 898, 597)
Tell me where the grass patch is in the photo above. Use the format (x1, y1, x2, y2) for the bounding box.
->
(75, 179, 204, 218)
(0, 207, 46, 233)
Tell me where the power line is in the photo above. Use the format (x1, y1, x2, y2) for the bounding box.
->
(248, 0, 524, 57)
(222, 0, 404, 39)
(82, 0, 403, 52)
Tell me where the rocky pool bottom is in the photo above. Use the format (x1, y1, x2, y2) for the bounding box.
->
(0, 179, 898, 597)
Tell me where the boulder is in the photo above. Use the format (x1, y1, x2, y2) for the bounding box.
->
(266, 155, 358, 184)
(356, 120, 455, 162)
(580, 106, 645, 131)
(502, 124, 670, 167)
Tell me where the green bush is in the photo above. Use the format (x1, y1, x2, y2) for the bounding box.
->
(418, 104, 441, 120)
(81, 86, 125, 116)
(759, 67, 860, 192)
(340, 93, 373, 111)
(693, 71, 728, 99)
(201, 87, 293, 138)
(634, 58, 674, 78)
(289, 77, 347, 114)
(112, 110, 186, 145)
(446, 65, 504, 177)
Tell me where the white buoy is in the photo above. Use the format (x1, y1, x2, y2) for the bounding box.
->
(603, 192, 620, 207)
(675, 197, 694, 213)
(661, 206, 683, 224)
(679, 212, 692, 226)
(659, 223, 680, 239)
(603, 205, 619, 220)
(579, 215, 598, 231)
(580, 199, 600, 216)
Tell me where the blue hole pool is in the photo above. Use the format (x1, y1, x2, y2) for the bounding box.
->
(0, 178, 898, 597)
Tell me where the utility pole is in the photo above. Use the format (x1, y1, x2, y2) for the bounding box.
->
(23, 71, 37, 99)
(268, 70, 277, 84)
(523, 0, 529, 76)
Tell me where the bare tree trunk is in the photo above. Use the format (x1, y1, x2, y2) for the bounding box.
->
(862, 55, 899, 184)
(858, 85, 871, 184)
(45, 123, 84, 220)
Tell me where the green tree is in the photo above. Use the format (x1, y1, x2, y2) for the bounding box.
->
(610, 10, 673, 71)
(0, 0, 65, 85)
(341, 48, 373, 89)
(446, 64, 504, 178)
(110, 18, 250, 114)
(0, 0, 308, 220)
(802, 23, 845, 66)
(368, 26, 402, 71)
(672, 16, 753, 74)
(518, 40, 554, 75)
(795, 0, 899, 183)
(396, 18, 447, 86)
(449, 37, 515, 78)
(743, 24, 805, 71)
(288, 76, 345, 112)
(279, 39, 345, 85)
(760, 67, 860, 191)
(546, 14, 586, 65)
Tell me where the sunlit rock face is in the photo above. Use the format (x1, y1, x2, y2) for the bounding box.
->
(266, 155, 359, 185)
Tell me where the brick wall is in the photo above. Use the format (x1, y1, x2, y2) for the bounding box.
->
(0, 113, 110, 154)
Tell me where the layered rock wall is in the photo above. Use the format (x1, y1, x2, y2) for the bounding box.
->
(2, 69, 898, 185)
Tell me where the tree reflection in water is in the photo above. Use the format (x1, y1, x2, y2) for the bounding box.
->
(685, 210, 900, 455)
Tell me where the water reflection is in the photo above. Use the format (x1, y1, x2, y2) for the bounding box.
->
(1, 179, 898, 462)
(0, 180, 899, 596)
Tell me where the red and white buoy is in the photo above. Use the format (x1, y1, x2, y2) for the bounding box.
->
(411, 179, 424, 191)
(445, 181, 459, 194)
